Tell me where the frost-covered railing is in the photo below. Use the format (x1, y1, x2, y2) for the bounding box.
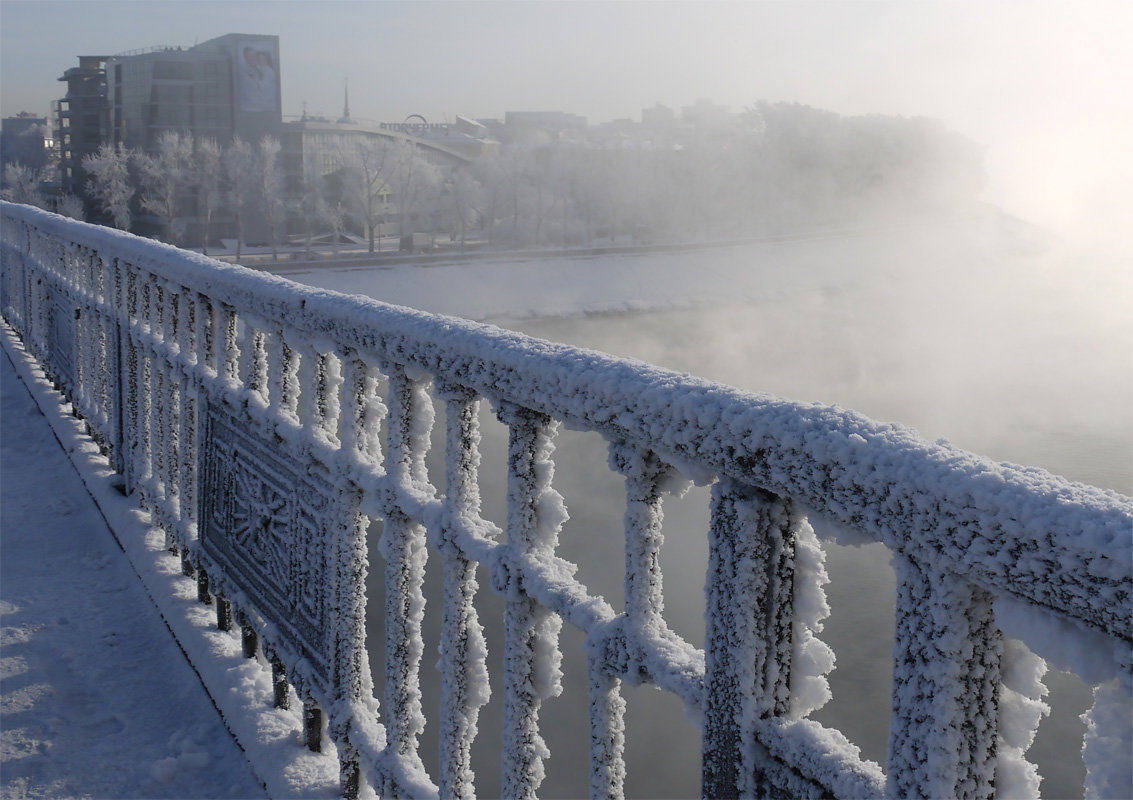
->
(2, 201, 1130, 800)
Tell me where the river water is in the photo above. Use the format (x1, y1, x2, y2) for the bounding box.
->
(290, 214, 1131, 798)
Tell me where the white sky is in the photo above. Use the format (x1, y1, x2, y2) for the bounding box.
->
(2, 0, 1131, 246)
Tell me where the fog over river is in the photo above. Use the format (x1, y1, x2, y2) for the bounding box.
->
(285, 211, 1131, 798)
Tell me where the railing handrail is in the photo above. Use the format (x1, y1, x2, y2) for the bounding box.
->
(3, 200, 1130, 800)
(9, 202, 1128, 641)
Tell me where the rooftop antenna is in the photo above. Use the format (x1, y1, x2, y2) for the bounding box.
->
(338, 78, 352, 124)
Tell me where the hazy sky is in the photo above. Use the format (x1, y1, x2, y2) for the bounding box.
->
(2, 0, 1130, 246)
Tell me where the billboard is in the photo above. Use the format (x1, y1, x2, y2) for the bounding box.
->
(237, 39, 279, 113)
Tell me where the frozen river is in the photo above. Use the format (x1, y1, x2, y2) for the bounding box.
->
(285, 212, 1131, 798)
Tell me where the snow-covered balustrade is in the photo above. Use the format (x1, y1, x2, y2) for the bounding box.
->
(2, 201, 1130, 800)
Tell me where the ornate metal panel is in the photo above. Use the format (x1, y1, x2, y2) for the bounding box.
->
(199, 400, 352, 695)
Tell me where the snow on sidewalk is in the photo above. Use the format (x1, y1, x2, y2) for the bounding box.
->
(1, 322, 342, 800)
(0, 341, 268, 798)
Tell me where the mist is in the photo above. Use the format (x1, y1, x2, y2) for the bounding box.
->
(4, 1, 1131, 251)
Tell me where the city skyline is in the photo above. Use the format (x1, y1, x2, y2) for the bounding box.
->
(2, 1, 1131, 247)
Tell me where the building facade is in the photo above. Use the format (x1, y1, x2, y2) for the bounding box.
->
(105, 33, 282, 151)
(56, 55, 110, 198)
(1, 113, 50, 172)
(54, 34, 282, 237)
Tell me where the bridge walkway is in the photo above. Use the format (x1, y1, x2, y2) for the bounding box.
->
(1, 336, 266, 799)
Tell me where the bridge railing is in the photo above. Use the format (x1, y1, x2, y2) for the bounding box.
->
(3, 201, 1129, 799)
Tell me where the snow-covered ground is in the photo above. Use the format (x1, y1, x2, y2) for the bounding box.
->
(0, 338, 261, 798)
(1, 324, 342, 799)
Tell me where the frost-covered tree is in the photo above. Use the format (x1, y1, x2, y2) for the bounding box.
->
(339, 137, 396, 253)
(466, 154, 509, 246)
(55, 194, 85, 220)
(325, 198, 348, 252)
(1, 163, 47, 208)
(293, 162, 337, 257)
(137, 130, 194, 242)
(83, 143, 135, 230)
(222, 137, 257, 259)
(434, 165, 484, 252)
(194, 137, 224, 254)
(523, 147, 562, 246)
(389, 141, 441, 243)
(257, 136, 286, 262)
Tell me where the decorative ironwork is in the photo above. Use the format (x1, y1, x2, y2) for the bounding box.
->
(199, 400, 349, 694)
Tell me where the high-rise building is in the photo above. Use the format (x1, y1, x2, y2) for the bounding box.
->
(106, 33, 281, 151)
(56, 55, 109, 198)
(55, 34, 282, 235)
(1, 113, 50, 171)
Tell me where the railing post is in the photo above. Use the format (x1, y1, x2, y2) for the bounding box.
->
(216, 595, 232, 631)
(238, 610, 259, 659)
(271, 655, 290, 710)
(703, 479, 796, 799)
(303, 696, 324, 752)
(887, 552, 1001, 800)
(196, 567, 212, 605)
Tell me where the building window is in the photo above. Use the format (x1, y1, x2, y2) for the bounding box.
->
(153, 61, 193, 80)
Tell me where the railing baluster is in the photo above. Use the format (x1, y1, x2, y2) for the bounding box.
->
(320, 350, 343, 446)
(496, 401, 565, 800)
(339, 350, 385, 464)
(266, 326, 286, 419)
(153, 281, 170, 524)
(279, 333, 301, 424)
(587, 648, 626, 800)
(196, 293, 216, 379)
(994, 638, 1049, 798)
(703, 479, 796, 799)
(218, 302, 240, 390)
(1082, 662, 1133, 800)
(137, 275, 154, 496)
(601, 441, 680, 798)
(122, 265, 140, 491)
(298, 340, 318, 432)
(163, 285, 181, 542)
(436, 381, 491, 799)
(609, 443, 670, 627)
(380, 364, 432, 775)
(887, 553, 1001, 800)
(177, 288, 198, 538)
